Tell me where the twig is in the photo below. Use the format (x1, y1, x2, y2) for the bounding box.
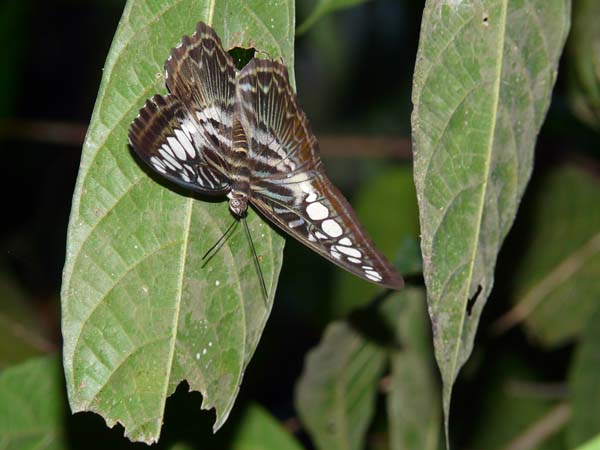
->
(319, 135, 412, 159)
(505, 379, 568, 400)
(0, 119, 87, 146)
(500, 403, 571, 450)
(0, 119, 413, 160)
(491, 233, 600, 335)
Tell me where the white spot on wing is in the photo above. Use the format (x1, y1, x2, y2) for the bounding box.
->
(365, 270, 382, 281)
(322, 219, 343, 237)
(150, 157, 167, 174)
(175, 129, 196, 157)
(289, 218, 304, 228)
(348, 257, 361, 263)
(336, 245, 362, 258)
(306, 202, 329, 220)
(306, 192, 317, 203)
(182, 119, 197, 136)
(162, 160, 176, 171)
(167, 136, 186, 160)
(315, 231, 328, 240)
(365, 273, 381, 282)
(159, 147, 183, 169)
(160, 144, 175, 158)
(339, 237, 352, 246)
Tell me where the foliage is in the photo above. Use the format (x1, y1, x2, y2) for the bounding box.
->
(60, 0, 291, 443)
(568, 0, 600, 131)
(411, 0, 570, 436)
(296, 0, 369, 35)
(0, 356, 65, 450)
(1, 0, 599, 449)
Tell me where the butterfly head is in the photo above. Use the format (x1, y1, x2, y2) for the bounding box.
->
(227, 191, 248, 217)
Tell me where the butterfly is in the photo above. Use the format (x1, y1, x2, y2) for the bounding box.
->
(128, 22, 404, 291)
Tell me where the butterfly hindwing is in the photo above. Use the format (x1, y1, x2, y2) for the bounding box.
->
(237, 60, 404, 289)
(128, 94, 230, 194)
(236, 59, 321, 179)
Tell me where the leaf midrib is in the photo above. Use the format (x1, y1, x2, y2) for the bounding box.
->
(160, 1, 217, 429)
(449, 0, 509, 386)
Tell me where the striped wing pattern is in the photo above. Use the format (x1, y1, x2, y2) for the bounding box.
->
(128, 22, 404, 290)
(129, 94, 229, 194)
(129, 22, 236, 195)
(238, 60, 404, 289)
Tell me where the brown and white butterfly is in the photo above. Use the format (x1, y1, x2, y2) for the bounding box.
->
(128, 22, 404, 290)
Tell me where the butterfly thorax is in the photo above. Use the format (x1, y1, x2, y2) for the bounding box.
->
(227, 191, 248, 217)
(227, 117, 251, 217)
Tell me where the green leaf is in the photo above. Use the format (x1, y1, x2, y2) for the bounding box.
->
(0, 271, 51, 368)
(568, 0, 600, 131)
(575, 434, 600, 450)
(495, 166, 600, 346)
(332, 165, 420, 316)
(61, 0, 294, 443)
(294, 312, 387, 450)
(466, 354, 566, 450)
(296, 0, 368, 35)
(568, 307, 600, 447)
(411, 0, 570, 436)
(229, 404, 304, 450)
(386, 289, 440, 450)
(168, 444, 195, 450)
(0, 356, 65, 450)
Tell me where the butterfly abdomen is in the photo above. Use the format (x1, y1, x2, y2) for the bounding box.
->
(225, 117, 251, 217)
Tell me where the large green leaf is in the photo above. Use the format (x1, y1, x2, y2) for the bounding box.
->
(411, 0, 570, 434)
(575, 434, 600, 450)
(386, 289, 440, 450)
(495, 166, 600, 346)
(568, 0, 600, 131)
(0, 356, 65, 450)
(229, 404, 304, 450)
(296, 0, 368, 35)
(61, 0, 294, 443)
(294, 312, 387, 450)
(568, 307, 600, 447)
(467, 354, 566, 450)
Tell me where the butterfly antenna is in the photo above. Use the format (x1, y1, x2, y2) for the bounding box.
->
(202, 218, 238, 264)
(242, 216, 269, 303)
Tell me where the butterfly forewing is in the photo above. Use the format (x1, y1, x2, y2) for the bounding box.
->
(128, 94, 230, 194)
(237, 60, 404, 289)
(165, 22, 236, 170)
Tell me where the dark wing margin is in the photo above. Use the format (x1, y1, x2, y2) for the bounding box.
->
(238, 59, 404, 289)
(128, 94, 230, 195)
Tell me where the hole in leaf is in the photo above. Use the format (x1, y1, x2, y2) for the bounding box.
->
(467, 284, 482, 316)
(229, 47, 256, 70)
